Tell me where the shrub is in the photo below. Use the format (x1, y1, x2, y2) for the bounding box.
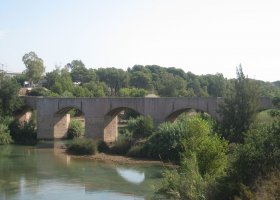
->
(146, 116, 228, 171)
(97, 140, 109, 153)
(126, 115, 154, 138)
(127, 144, 147, 158)
(9, 119, 37, 145)
(155, 153, 207, 200)
(67, 138, 97, 155)
(231, 121, 280, 186)
(215, 120, 280, 199)
(0, 124, 13, 145)
(153, 116, 228, 200)
(109, 136, 132, 155)
(145, 122, 185, 161)
(67, 119, 83, 139)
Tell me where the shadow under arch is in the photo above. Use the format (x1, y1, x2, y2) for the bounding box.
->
(52, 106, 85, 139)
(166, 107, 214, 123)
(103, 107, 142, 142)
(13, 105, 36, 125)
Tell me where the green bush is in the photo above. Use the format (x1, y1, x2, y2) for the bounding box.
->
(156, 153, 207, 200)
(145, 122, 185, 161)
(67, 119, 83, 139)
(146, 116, 228, 168)
(127, 144, 147, 158)
(109, 137, 132, 155)
(215, 120, 280, 199)
(9, 119, 37, 145)
(154, 116, 228, 199)
(97, 140, 109, 153)
(126, 115, 154, 138)
(0, 124, 13, 145)
(232, 121, 280, 185)
(67, 138, 97, 155)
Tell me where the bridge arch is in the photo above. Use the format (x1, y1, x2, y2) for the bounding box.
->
(166, 107, 214, 122)
(52, 106, 85, 139)
(13, 104, 36, 127)
(103, 107, 142, 142)
(28, 96, 274, 141)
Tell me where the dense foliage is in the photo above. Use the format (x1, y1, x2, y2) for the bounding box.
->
(67, 119, 84, 139)
(13, 54, 280, 100)
(152, 116, 228, 199)
(126, 115, 154, 138)
(67, 138, 97, 155)
(214, 118, 280, 200)
(218, 66, 260, 143)
(0, 77, 23, 116)
(0, 123, 13, 145)
(22, 51, 45, 85)
(9, 119, 37, 145)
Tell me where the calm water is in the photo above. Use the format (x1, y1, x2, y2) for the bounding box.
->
(0, 141, 163, 200)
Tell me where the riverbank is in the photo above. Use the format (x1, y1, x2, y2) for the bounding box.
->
(68, 151, 175, 167)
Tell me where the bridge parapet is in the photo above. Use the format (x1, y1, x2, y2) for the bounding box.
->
(21, 96, 274, 141)
(21, 96, 40, 109)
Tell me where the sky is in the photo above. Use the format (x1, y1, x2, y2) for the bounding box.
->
(0, 0, 280, 82)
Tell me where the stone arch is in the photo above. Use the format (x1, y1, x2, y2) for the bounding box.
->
(14, 105, 35, 126)
(52, 106, 85, 139)
(103, 107, 142, 142)
(166, 107, 214, 122)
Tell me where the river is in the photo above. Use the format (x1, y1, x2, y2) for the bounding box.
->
(0, 141, 163, 200)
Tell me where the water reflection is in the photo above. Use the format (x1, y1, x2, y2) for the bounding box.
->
(116, 167, 145, 184)
(0, 142, 162, 200)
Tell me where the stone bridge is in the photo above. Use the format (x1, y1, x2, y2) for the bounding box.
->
(23, 96, 273, 142)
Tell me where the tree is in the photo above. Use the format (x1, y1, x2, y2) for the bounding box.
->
(22, 51, 45, 86)
(130, 71, 152, 90)
(96, 68, 129, 95)
(218, 65, 260, 143)
(83, 81, 108, 97)
(157, 72, 188, 97)
(0, 77, 22, 116)
(69, 60, 96, 83)
(201, 73, 227, 97)
(118, 88, 148, 97)
(186, 72, 208, 97)
(47, 68, 73, 95)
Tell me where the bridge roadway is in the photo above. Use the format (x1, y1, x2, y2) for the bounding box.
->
(23, 96, 273, 142)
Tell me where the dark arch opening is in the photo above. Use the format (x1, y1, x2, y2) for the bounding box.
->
(13, 105, 35, 126)
(54, 106, 85, 139)
(104, 107, 142, 143)
(166, 108, 213, 122)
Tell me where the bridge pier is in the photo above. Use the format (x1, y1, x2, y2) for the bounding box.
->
(37, 113, 70, 139)
(85, 115, 118, 142)
(85, 116, 104, 140)
(53, 114, 70, 139)
(104, 116, 118, 143)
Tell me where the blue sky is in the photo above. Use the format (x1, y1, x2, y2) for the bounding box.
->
(0, 0, 280, 81)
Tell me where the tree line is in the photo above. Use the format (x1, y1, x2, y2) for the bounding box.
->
(13, 51, 280, 98)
